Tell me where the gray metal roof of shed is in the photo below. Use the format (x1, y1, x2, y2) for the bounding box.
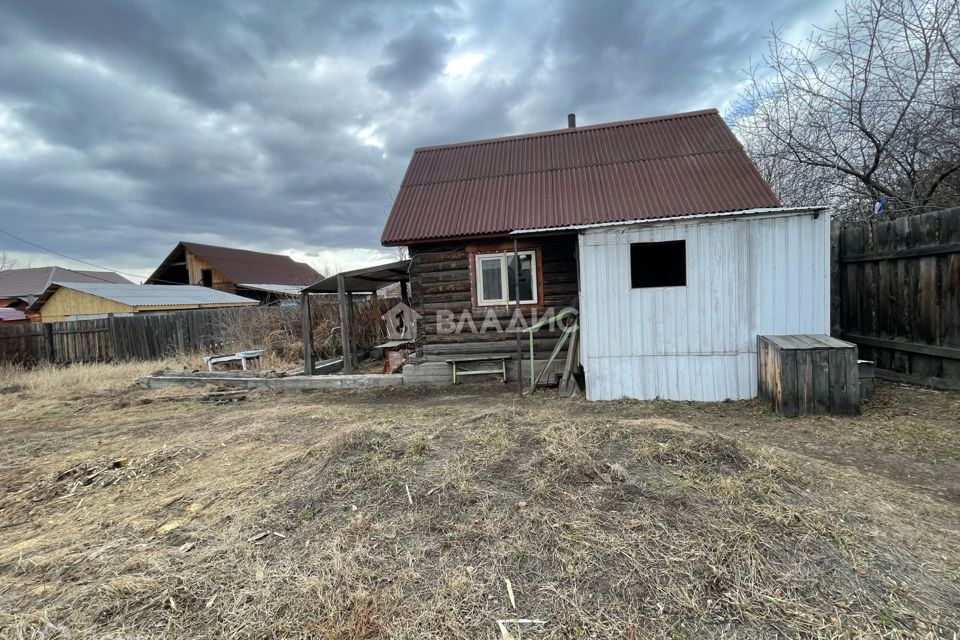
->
(30, 283, 257, 311)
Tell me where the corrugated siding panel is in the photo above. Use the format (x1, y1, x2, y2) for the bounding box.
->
(381, 110, 780, 244)
(578, 211, 831, 401)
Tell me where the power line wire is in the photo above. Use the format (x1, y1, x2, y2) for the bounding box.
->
(0, 226, 325, 289)
(0, 225, 183, 285)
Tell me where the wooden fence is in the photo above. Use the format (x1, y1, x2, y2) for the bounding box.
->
(836, 206, 960, 390)
(0, 307, 289, 365)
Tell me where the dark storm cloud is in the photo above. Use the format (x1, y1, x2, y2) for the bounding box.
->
(0, 0, 839, 274)
(369, 19, 455, 94)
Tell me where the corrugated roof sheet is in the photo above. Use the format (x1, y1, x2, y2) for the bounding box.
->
(44, 283, 257, 308)
(147, 242, 320, 285)
(237, 283, 306, 296)
(381, 109, 780, 244)
(304, 259, 411, 293)
(0, 267, 131, 299)
(0, 308, 27, 322)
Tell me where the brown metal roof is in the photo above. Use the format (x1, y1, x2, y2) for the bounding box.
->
(146, 241, 321, 286)
(380, 109, 780, 245)
(0, 267, 131, 300)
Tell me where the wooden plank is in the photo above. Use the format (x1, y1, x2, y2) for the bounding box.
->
(337, 274, 354, 374)
(763, 335, 809, 350)
(801, 334, 855, 349)
(301, 292, 314, 374)
(875, 368, 960, 391)
(838, 241, 960, 263)
(778, 349, 799, 417)
(44, 323, 55, 362)
(812, 349, 831, 414)
(796, 350, 815, 414)
(757, 336, 768, 402)
(841, 333, 960, 360)
(827, 348, 848, 414)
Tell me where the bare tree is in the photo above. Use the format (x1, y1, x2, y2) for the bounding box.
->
(731, 0, 960, 222)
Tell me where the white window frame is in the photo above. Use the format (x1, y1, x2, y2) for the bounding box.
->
(475, 251, 538, 306)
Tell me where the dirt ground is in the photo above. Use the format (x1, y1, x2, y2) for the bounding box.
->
(0, 363, 958, 639)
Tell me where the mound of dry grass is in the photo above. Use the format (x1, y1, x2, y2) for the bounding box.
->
(1, 390, 957, 639)
(0, 360, 187, 398)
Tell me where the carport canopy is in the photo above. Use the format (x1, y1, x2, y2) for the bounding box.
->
(303, 259, 410, 294)
(300, 259, 411, 375)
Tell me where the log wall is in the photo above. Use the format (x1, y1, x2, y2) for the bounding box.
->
(408, 235, 579, 360)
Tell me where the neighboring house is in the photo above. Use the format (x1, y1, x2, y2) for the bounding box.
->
(380, 108, 831, 401)
(29, 282, 257, 323)
(0, 308, 27, 324)
(0, 267, 131, 312)
(146, 241, 320, 304)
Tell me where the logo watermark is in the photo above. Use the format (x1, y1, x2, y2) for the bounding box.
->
(381, 302, 578, 339)
(434, 306, 578, 335)
(381, 302, 421, 341)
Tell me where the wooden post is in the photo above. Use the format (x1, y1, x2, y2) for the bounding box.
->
(513, 237, 523, 396)
(346, 292, 358, 370)
(107, 314, 117, 361)
(301, 291, 314, 375)
(44, 322, 55, 363)
(400, 280, 409, 305)
(371, 290, 383, 345)
(338, 274, 354, 374)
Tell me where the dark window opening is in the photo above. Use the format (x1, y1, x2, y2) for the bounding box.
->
(630, 240, 686, 288)
(201, 269, 213, 288)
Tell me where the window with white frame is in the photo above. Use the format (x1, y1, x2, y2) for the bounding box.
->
(475, 251, 538, 306)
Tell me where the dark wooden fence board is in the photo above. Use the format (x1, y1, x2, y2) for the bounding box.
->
(837, 206, 960, 388)
(0, 307, 281, 365)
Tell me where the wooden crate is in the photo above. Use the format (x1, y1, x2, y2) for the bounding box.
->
(758, 335, 859, 416)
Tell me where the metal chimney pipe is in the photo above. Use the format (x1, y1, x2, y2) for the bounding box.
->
(567, 113, 576, 128)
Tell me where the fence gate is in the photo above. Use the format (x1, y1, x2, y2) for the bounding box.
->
(836, 206, 960, 390)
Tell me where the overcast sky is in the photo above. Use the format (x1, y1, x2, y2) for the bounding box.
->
(0, 0, 840, 279)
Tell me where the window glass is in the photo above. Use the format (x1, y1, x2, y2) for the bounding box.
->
(476, 250, 537, 305)
(480, 257, 503, 302)
(507, 253, 534, 302)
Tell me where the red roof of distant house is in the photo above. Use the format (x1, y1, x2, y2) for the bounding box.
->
(146, 241, 320, 286)
(380, 109, 780, 245)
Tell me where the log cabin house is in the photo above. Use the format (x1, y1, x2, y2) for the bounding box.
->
(146, 241, 320, 304)
(380, 109, 832, 400)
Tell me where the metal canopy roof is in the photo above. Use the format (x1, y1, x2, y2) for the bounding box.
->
(303, 260, 410, 294)
(237, 283, 305, 296)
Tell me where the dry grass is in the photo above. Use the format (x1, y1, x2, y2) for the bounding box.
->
(0, 360, 187, 397)
(0, 367, 958, 639)
(214, 299, 398, 369)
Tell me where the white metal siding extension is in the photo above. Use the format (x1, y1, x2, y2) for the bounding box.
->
(578, 211, 830, 401)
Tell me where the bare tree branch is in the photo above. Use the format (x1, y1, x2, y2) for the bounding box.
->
(729, 0, 960, 222)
